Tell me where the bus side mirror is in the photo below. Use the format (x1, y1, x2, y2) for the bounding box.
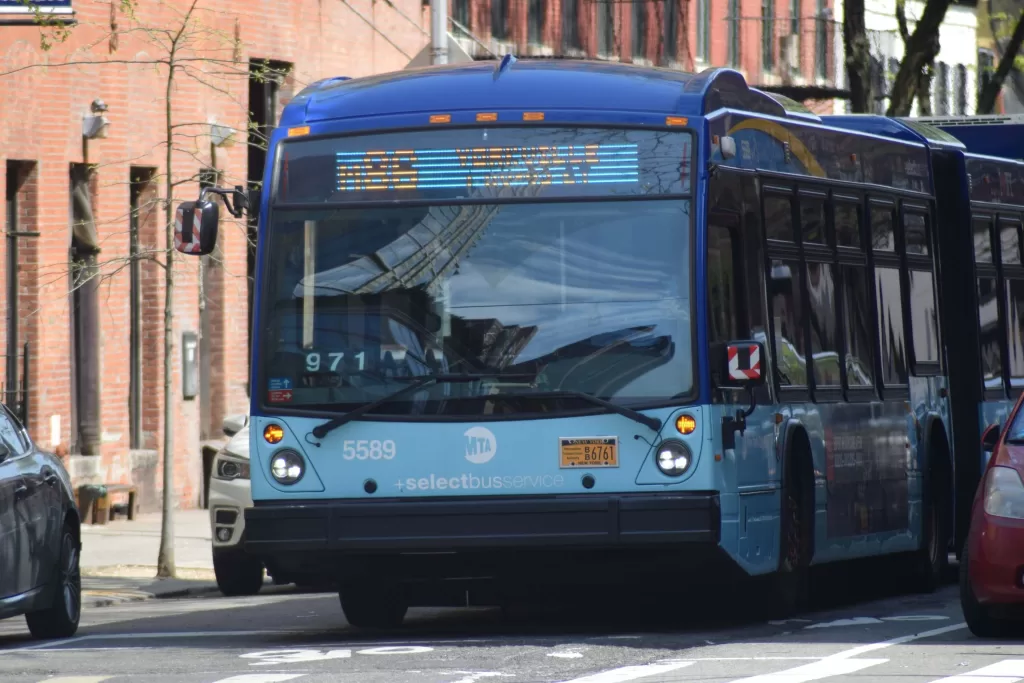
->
(174, 199, 219, 256)
(982, 424, 1001, 452)
(723, 340, 766, 389)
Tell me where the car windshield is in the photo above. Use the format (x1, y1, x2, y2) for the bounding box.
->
(259, 127, 694, 418)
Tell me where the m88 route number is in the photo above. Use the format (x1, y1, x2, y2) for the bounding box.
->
(342, 440, 396, 461)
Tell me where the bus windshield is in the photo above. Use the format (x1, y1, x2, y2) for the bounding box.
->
(261, 127, 694, 418)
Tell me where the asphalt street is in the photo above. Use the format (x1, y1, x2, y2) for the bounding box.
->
(0, 567, 1023, 683)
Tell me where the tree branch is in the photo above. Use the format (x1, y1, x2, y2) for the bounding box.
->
(979, 10, 1024, 114)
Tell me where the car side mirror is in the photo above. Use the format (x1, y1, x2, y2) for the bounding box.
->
(723, 340, 767, 389)
(222, 413, 248, 437)
(174, 199, 219, 255)
(982, 424, 1001, 451)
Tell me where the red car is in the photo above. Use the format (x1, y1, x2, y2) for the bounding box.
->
(961, 395, 1024, 637)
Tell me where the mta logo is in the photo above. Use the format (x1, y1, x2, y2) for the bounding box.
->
(464, 426, 497, 464)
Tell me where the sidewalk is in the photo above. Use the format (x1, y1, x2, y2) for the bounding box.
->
(80, 508, 220, 607)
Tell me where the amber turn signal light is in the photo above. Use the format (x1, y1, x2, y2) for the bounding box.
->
(264, 424, 284, 444)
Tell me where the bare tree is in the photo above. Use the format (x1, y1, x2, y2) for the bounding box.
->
(978, 10, 1024, 114)
(11, 0, 275, 578)
(885, 0, 951, 116)
(844, 0, 875, 112)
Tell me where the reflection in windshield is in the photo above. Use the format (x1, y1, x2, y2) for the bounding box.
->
(262, 199, 693, 417)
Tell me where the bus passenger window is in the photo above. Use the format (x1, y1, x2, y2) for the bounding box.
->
(974, 217, 993, 263)
(770, 258, 807, 386)
(834, 203, 861, 248)
(903, 213, 930, 256)
(908, 270, 940, 364)
(707, 223, 738, 344)
(841, 266, 875, 388)
(765, 196, 794, 242)
(1005, 280, 1024, 387)
(978, 277, 1003, 391)
(875, 266, 908, 384)
(870, 206, 896, 252)
(806, 261, 840, 386)
(1000, 219, 1021, 264)
(800, 198, 826, 244)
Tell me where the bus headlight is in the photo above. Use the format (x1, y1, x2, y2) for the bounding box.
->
(270, 449, 305, 485)
(655, 439, 692, 476)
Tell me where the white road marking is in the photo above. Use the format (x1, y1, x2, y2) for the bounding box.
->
(37, 678, 114, 683)
(549, 651, 585, 658)
(212, 676, 305, 683)
(723, 658, 889, 682)
(558, 661, 695, 682)
(241, 648, 353, 666)
(825, 622, 968, 660)
(926, 659, 1024, 683)
(358, 645, 434, 655)
(448, 673, 514, 683)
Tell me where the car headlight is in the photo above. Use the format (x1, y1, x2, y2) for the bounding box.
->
(984, 466, 1024, 519)
(270, 449, 305, 485)
(655, 439, 692, 476)
(213, 454, 250, 481)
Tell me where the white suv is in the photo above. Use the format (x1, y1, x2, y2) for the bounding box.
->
(209, 414, 264, 595)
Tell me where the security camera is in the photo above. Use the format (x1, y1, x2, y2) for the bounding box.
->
(90, 99, 108, 113)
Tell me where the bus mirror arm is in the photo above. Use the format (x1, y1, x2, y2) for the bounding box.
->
(721, 386, 757, 451)
(199, 185, 249, 219)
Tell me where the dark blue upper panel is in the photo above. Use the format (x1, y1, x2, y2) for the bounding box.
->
(912, 115, 1024, 161)
(279, 60, 788, 127)
(819, 114, 966, 151)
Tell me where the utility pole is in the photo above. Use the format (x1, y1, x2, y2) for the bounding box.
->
(430, 0, 448, 65)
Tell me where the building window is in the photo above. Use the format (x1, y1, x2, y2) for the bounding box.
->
(452, 0, 470, 29)
(492, 0, 509, 40)
(790, 0, 800, 36)
(696, 0, 709, 62)
(562, 0, 581, 51)
(663, 0, 679, 63)
(528, 0, 545, 44)
(955, 64, 968, 115)
(729, 0, 741, 67)
(978, 48, 995, 104)
(632, 0, 647, 60)
(815, 0, 828, 79)
(762, 0, 775, 71)
(934, 61, 949, 115)
(69, 164, 101, 456)
(597, 0, 615, 56)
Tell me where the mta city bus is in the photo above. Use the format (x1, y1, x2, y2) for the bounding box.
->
(174, 59, 958, 627)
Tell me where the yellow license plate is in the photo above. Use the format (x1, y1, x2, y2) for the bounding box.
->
(559, 437, 619, 468)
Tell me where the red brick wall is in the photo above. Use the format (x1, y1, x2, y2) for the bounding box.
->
(0, 0, 429, 508)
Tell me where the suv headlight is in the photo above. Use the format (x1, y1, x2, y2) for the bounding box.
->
(984, 466, 1024, 519)
(213, 453, 250, 480)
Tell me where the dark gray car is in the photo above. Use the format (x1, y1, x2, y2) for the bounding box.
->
(0, 402, 81, 639)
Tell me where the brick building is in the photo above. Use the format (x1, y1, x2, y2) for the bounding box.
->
(0, 0, 428, 510)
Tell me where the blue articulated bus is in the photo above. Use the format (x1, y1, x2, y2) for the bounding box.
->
(173, 59, 956, 627)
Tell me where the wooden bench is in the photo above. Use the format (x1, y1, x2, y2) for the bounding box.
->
(78, 484, 138, 524)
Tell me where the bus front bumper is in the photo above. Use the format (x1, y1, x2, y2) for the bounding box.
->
(243, 492, 720, 553)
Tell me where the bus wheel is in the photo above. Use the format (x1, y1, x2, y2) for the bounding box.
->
(913, 452, 950, 593)
(768, 453, 811, 618)
(339, 583, 408, 629)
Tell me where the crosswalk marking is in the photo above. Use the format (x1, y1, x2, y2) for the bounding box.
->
(558, 661, 695, 682)
(724, 658, 889, 682)
(927, 659, 1024, 683)
(211, 676, 306, 682)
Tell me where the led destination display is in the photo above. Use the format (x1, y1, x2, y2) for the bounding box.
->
(335, 143, 641, 192)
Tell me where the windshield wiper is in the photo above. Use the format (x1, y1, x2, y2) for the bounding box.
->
(490, 389, 662, 432)
(309, 372, 538, 439)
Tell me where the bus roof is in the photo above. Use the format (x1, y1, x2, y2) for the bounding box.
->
(278, 60, 817, 128)
(818, 114, 967, 151)
(910, 114, 1024, 161)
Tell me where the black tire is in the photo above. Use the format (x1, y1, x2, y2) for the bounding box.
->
(25, 524, 81, 640)
(339, 583, 408, 629)
(913, 451, 950, 593)
(766, 451, 812, 619)
(960, 541, 1010, 638)
(213, 548, 264, 596)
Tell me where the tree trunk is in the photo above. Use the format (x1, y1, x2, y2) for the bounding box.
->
(886, 0, 952, 116)
(916, 63, 933, 116)
(843, 0, 874, 112)
(156, 55, 176, 579)
(978, 12, 1024, 115)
